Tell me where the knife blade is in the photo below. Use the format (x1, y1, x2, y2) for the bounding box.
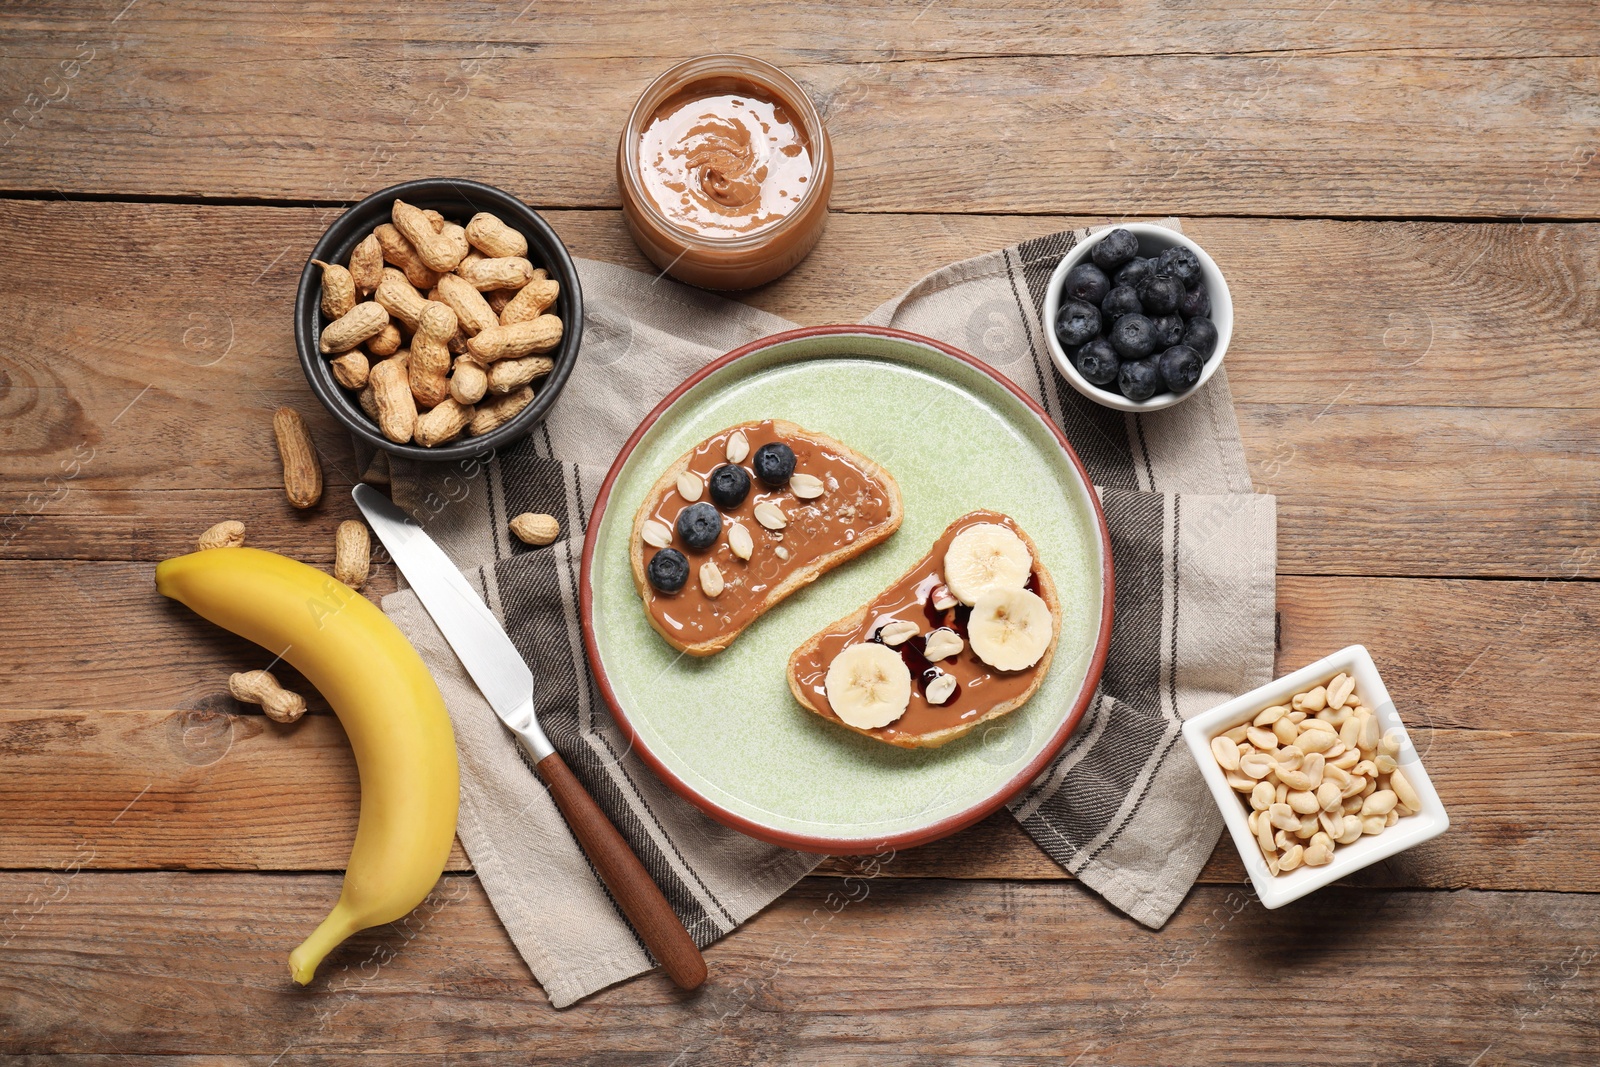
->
(352, 484, 706, 990)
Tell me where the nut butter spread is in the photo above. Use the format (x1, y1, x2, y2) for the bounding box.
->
(638, 83, 814, 239)
(636, 421, 895, 648)
(791, 511, 1053, 745)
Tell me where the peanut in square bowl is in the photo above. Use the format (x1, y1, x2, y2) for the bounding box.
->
(1181, 644, 1449, 909)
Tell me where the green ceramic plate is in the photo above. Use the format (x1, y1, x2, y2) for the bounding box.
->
(581, 326, 1112, 853)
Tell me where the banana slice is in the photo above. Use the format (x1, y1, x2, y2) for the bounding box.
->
(825, 642, 913, 729)
(943, 523, 1033, 605)
(968, 587, 1053, 671)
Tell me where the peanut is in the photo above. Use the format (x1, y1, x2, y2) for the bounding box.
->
(467, 315, 562, 362)
(500, 272, 560, 325)
(357, 383, 379, 421)
(318, 301, 389, 354)
(1390, 767, 1421, 810)
(510, 512, 560, 546)
(349, 232, 384, 294)
(455, 255, 535, 292)
(369, 356, 417, 444)
(699, 561, 724, 598)
(330, 349, 369, 390)
(413, 396, 475, 447)
(273, 407, 322, 508)
(434, 272, 498, 335)
(374, 222, 442, 289)
(334, 519, 370, 588)
(392, 199, 470, 272)
(487, 355, 554, 394)
(468, 385, 533, 436)
(450, 357, 488, 405)
(197, 520, 245, 550)
(230, 669, 306, 724)
(375, 267, 429, 331)
(313, 259, 356, 319)
(485, 288, 518, 315)
(366, 322, 403, 357)
(464, 211, 528, 258)
(409, 301, 457, 409)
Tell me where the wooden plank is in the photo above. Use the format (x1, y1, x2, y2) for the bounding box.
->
(4, 202, 1599, 577)
(4, 554, 1595, 721)
(1, 10, 1597, 215)
(1, 872, 1596, 1061)
(2, 701, 1595, 891)
(6, 0, 1594, 60)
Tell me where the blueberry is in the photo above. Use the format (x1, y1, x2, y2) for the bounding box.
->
(1114, 256, 1155, 290)
(1101, 284, 1142, 322)
(675, 502, 722, 551)
(646, 548, 689, 593)
(1090, 228, 1140, 272)
(751, 442, 796, 487)
(1054, 299, 1102, 348)
(1158, 345, 1204, 392)
(1137, 273, 1183, 316)
(707, 464, 750, 509)
(1109, 313, 1157, 360)
(1073, 338, 1120, 386)
(1117, 358, 1164, 402)
(1183, 317, 1220, 360)
(1150, 313, 1185, 350)
(1063, 262, 1110, 305)
(1157, 246, 1203, 289)
(1179, 283, 1210, 320)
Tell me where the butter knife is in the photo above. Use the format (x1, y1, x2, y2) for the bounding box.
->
(352, 484, 706, 990)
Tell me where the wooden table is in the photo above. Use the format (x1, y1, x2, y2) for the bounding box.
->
(3, 3, 1597, 1062)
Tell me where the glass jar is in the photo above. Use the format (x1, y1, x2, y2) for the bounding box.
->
(617, 54, 833, 291)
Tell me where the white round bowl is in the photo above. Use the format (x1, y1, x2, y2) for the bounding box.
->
(1043, 222, 1233, 413)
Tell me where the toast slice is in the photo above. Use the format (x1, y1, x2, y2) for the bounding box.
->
(786, 511, 1059, 748)
(630, 419, 902, 656)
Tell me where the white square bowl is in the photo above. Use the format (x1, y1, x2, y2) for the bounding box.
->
(1181, 644, 1449, 909)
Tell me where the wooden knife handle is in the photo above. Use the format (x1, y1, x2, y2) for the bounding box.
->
(535, 751, 707, 990)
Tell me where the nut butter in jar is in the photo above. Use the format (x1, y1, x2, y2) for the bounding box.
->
(617, 55, 833, 290)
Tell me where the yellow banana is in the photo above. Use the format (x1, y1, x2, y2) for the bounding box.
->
(155, 547, 459, 984)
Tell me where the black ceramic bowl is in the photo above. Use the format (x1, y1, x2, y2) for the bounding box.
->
(294, 178, 583, 461)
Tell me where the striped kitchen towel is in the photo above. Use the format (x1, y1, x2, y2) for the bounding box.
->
(380, 222, 1276, 1007)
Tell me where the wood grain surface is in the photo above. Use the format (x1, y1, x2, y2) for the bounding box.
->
(2, 873, 1597, 1064)
(1, 4, 1598, 216)
(4, 202, 1597, 577)
(3, 0, 1597, 1059)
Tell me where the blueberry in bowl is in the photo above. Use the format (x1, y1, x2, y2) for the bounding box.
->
(1063, 262, 1111, 305)
(1074, 338, 1120, 386)
(1150, 313, 1186, 350)
(1054, 300, 1102, 349)
(1043, 223, 1233, 412)
(1117, 358, 1163, 402)
(1092, 227, 1141, 272)
(1110, 313, 1157, 360)
(1114, 256, 1156, 290)
(1136, 273, 1184, 317)
(1101, 284, 1143, 323)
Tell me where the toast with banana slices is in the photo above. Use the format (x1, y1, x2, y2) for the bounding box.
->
(786, 510, 1059, 748)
